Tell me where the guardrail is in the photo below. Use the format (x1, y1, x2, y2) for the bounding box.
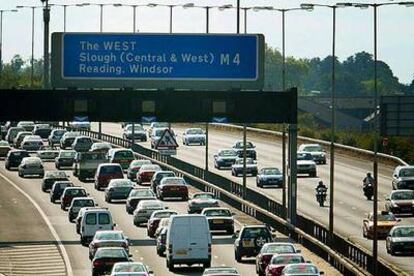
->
(73, 127, 407, 276)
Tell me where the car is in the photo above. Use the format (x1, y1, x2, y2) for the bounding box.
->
(392, 165, 414, 190)
(80, 208, 116, 245)
(148, 122, 169, 136)
(18, 157, 44, 178)
(94, 163, 124, 191)
(41, 171, 69, 192)
(32, 124, 52, 139)
(256, 243, 299, 276)
(133, 199, 166, 226)
(0, 140, 12, 158)
(182, 128, 206, 145)
(298, 144, 326, 164)
(17, 121, 35, 131)
(281, 263, 323, 276)
(50, 181, 74, 203)
(0, 122, 8, 139)
(21, 135, 43, 151)
(296, 152, 317, 177)
(214, 149, 238, 169)
(89, 230, 129, 260)
(156, 226, 168, 256)
(60, 131, 81, 149)
(74, 151, 108, 181)
(154, 217, 171, 238)
(257, 167, 283, 188)
(72, 136, 93, 152)
(385, 190, 414, 214)
(69, 120, 91, 130)
(265, 253, 306, 276)
(362, 211, 400, 239)
(107, 148, 135, 170)
(68, 197, 96, 222)
(147, 210, 178, 238)
(75, 207, 102, 234)
(55, 150, 77, 169)
(232, 140, 257, 160)
(90, 142, 112, 154)
(136, 164, 162, 185)
(5, 149, 30, 170)
(105, 179, 134, 203)
(36, 149, 59, 161)
(202, 207, 234, 234)
(156, 177, 188, 200)
(187, 192, 219, 214)
(13, 131, 32, 148)
(125, 188, 156, 214)
(5, 127, 25, 144)
(231, 157, 258, 177)
(60, 187, 88, 210)
(150, 170, 176, 194)
(48, 129, 67, 146)
(386, 225, 414, 255)
(127, 159, 152, 181)
(110, 262, 152, 276)
(123, 124, 147, 141)
(234, 225, 276, 262)
(150, 127, 172, 149)
(91, 247, 131, 276)
(202, 267, 240, 276)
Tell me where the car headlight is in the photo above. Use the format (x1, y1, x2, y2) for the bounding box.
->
(391, 202, 399, 208)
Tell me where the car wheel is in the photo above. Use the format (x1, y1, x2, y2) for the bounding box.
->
(235, 249, 241, 262)
(363, 228, 366, 238)
(41, 185, 47, 192)
(92, 269, 99, 276)
(203, 261, 211, 269)
(167, 259, 174, 271)
(257, 182, 263, 188)
(56, 164, 60, 170)
(159, 194, 164, 201)
(310, 172, 317, 177)
(157, 247, 163, 256)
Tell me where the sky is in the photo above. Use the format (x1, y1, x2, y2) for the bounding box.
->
(1, 0, 413, 84)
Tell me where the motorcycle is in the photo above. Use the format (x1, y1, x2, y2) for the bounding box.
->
(315, 187, 328, 207)
(363, 182, 374, 200)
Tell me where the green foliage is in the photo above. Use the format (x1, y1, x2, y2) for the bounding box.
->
(0, 55, 43, 89)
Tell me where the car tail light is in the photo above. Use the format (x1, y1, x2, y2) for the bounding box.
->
(93, 260, 103, 267)
(261, 254, 272, 265)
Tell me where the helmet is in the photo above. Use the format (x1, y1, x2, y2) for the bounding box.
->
(318, 180, 324, 185)
(367, 172, 371, 177)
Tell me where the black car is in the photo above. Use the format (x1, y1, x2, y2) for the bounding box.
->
(5, 150, 30, 170)
(60, 132, 80, 149)
(50, 181, 74, 203)
(42, 171, 70, 192)
(234, 225, 275, 262)
(91, 247, 132, 276)
(150, 171, 176, 194)
(33, 124, 52, 139)
(55, 150, 76, 169)
(232, 140, 257, 160)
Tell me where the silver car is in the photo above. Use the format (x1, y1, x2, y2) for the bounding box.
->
(18, 157, 44, 177)
(281, 263, 324, 275)
(21, 135, 43, 151)
(133, 200, 166, 226)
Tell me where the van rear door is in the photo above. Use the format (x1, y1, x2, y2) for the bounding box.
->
(172, 217, 191, 260)
(83, 212, 98, 238)
(189, 217, 210, 260)
(98, 212, 113, 231)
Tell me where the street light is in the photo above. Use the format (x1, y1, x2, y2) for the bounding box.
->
(337, 2, 414, 274)
(0, 9, 18, 78)
(147, 3, 185, 33)
(49, 3, 87, 32)
(113, 3, 148, 33)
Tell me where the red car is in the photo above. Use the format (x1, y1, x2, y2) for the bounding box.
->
(146, 210, 177, 238)
(94, 163, 124, 190)
(136, 164, 161, 185)
(265, 253, 305, 276)
(60, 187, 88, 210)
(256, 243, 299, 276)
(156, 177, 188, 200)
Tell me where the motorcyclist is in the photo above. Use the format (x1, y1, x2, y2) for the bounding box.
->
(315, 180, 327, 192)
(363, 172, 375, 187)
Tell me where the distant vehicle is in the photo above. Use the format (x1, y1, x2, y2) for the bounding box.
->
(136, 164, 162, 185)
(55, 150, 77, 169)
(231, 157, 258, 177)
(125, 188, 156, 214)
(48, 129, 67, 146)
(147, 210, 178, 238)
(32, 124, 52, 139)
(60, 187, 88, 210)
(298, 144, 326, 164)
(265, 254, 306, 276)
(20, 135, 43, 151)
(89, 142, 112, 154)
(13, 131, 32, 148)
(68, 197, 96, 222)
(80, 208, 115, 245)
(182, 128, 206, 146)
(201, 207, 234, 235)
(148, 122, 169, 136)
(296, 152, 317, 177)
(384, 190, 414, 214)
(234, 225, 276, 262)
(156, 226, 168, 256)
(256, 167, 283, 188)
(214, 149, 238, 169)
(255, 243, 299, 276)
(150, 127, 175, 149)
(166, 214, 212, 271)
(36, 149, 59, 161)
(107, 148, 135, 170)
(5, 149, 30, 170)
(5, 127, 25, 144)
(155, 217, 171, 239)
(187, 192, 219, 214)
(123, 124, 147, 141)
(75, 207, 102, 234)
(89, 230, 129, 260)
(362, 211, 400, 239)
(74, 152, 108, 181)
(232, 140, 257, 160)
(50, 181, 74, 203)
(0, 140, 12, 157)
(281, 263, 323, 276)
(42, 171, 69, 192)
(60, 131, 81, 149)
(18, 157, 44, 178)
(127, 159, 152, 181)
(150, 170, 176, 194)
(110, 262, 152, 276)
(72, 136, 93, 152)
(17, 121, 35, 131)
(392, 165, 414, 190)
(104, 179, 134, 203)
(69, 121, 91, 130)
(202, 267, 240, 276)
(156, 177, 188, 200)
(94, 163, 124, 190)
(91, 247, 131, 276)
(386, 225, 414, 255)
(133, 199, 166, 226)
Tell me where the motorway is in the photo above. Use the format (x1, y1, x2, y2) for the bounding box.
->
(96, 122, 414, 274)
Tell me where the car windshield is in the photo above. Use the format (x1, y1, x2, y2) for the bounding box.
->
(0, 141, 9, 146)
(262, 168, 281, 175)
(81, 152, 106, 160)
(25, 136, 41, 141)
(67, 189, 87, 196)
(53, 130, 65, 136)
(60, 151, 76, 158)
(242, 228, 271, 239)
(162, 178, 185, 185)
(303, 145, 323, 152)
(65, 132, 80, 138)
(142, 202, 163, 209)
(131, 160, 151, 167)
(100, 166, 122, 174)
(218, 150, 237, 157)
(92, 143, 111, 149)
(73, 199, 94, 207)
(114, 150, 133, 159)
(126, 125, 144, 131)
(96, 232, 123, 240)
(153, 123, 169, 128)
(35, 124, 49, 129)
(392, 227, 414, 237)
(154, 211, 176, 218)
(193, 193, 214, 200)
(95, 248, 127, 258)
(271, 255, 304, 265)
(154, 129, 166, 136)
(235, 141, 254, 148)
(187, 129, 203, 135)
(263, 244, 295, 254)
(46, 171, 68, 178)
(204, 209, 232, 217)
(391, 191, 414, 200)
(157, 172, 175, 179)
(235, 158, 254, 165)
(24, 158, 41, 165)
(113, 263, 146, 272)
(297, 153, 313, 161)
(110, 180, 132, 187)
(76, 137, 92, 144)
(284, 264, 318, 274)
(376, 213, 397, 221)
(130, 189, 154, 197)
(204, 267, 238, 274)
(141, 165, 161, 171)
(399, 168, 414, 177)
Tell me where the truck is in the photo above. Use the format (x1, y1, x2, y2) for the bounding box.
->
(73, 152, 108, 181)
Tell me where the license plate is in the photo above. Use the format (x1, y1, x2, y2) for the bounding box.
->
(213, 220, 224, 224)
(170, 188, 178, 191)
(176, 249, 187, 256)
(242, 240, 254, 247)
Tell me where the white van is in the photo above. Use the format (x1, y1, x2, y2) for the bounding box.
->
(166, 214, 211, 271)
(79, 208, 115, 245)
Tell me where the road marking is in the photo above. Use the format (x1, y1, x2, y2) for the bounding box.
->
(352, 206, 357, 210)
(339, 201, 344, 204)
(0, 173, 73, 276)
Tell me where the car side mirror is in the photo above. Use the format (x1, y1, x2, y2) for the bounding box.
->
(95, 203, 98, 206)
(394, 174, 398, 178)
(113, 223, 117, 227)
(165, 206, 169, 209)
(128, 253, 133, 257)
(87, 193, 90, 196)
(296, 249, 301, 253)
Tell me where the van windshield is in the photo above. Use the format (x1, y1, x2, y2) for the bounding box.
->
(100, 166, 122, 174)
(114, 151, 133, 159)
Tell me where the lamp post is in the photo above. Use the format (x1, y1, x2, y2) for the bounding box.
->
(147, 3, 185, 33)
(336, 2, 414, 274)
(113, 3, 148, 33)
(40, 0, 50, 89)
(0, 9, 18, 78)
(49, 3, 86, 32)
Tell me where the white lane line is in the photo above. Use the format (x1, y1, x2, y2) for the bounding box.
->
(0, 173, 73, 276)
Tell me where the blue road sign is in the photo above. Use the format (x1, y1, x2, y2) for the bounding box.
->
(212, 117, 229, 123)
(73, 115, 89, 122)
(141, 116, 157, 123)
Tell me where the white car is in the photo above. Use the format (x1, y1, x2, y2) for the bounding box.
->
(182, 128, 206, 146)
(297, 152, 317, 177)
(18, 156, 44, 177)
(298, 144, 326, 164)
(123, 124, 147, 142)
(133, 200, 166, 226)
(231, 158, 258, 177)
